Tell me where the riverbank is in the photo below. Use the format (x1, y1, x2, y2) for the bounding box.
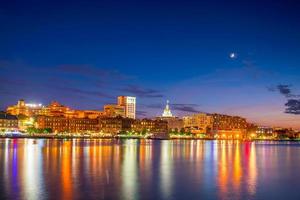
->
(1, 134, 300, 141)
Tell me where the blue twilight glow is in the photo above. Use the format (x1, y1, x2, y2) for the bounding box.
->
(0, 0, 300, 128)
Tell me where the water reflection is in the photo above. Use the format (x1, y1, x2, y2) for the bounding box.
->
(121, 140, 139, 200)
(0, 139, 300, 199)
(160, 140, 173, 199)
(23, 139, 44, 200)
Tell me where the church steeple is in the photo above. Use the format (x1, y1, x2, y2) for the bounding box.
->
(162, 100, 173, 117)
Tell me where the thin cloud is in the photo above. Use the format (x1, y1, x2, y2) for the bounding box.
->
(55, 86, 113, 99)
(119, 85, 163, 98)
(171, 103, 201, 113)
(57, 64, 131, 80)
(285, 99, 300, 115)
(268, 84, 300, 115)
(268, 84, 299, 98)
(146, 103, 201, 113)
(137, 110, 148, 117)
(277, 84, 292, 97)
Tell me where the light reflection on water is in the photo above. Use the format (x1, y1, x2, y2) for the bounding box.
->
(0, 139, 300, 200)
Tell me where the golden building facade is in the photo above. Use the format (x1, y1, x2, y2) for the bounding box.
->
(36, 116, 99, 133)
(7, 99, 46, 116)
(132, 119, 168, 133)
(104, 104, 125, 117)
(209, 113, 248, 138)
(99, 116, 133, 135)
(6, 99, 104, 119)
(183, 113, 213, 133)
(0, 112, 18, 131)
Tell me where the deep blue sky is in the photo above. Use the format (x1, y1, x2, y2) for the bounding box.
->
(1, 0, 300, 128)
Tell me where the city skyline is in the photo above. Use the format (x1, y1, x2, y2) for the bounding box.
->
(2, 97, 299, 130)
(1, 0, 300, 129)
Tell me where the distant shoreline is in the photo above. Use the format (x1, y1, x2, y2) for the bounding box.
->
(1, 135, 300, 142)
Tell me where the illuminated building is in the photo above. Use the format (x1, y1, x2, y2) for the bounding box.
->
(85, 110, 105, 119)
(67, 117, 99, 132)
(6, 99, 104, 119)
(6, 99, 70, 117)
(273, 128, 299, 139)
(183, 113, 213, 134)
(252, 126, 274, 138)
(47, 101, 71, 117)
(0, 112, 18, 132)
(132, 119, 168, 139)
(99, 116, 133, 135)
(99, 117, 168, 137)
(256, 126, 273, 135)
(210, 114, 247, 130)
(118, 96, 136, 119)
(104, 104, 125, 117)
(17, 116, 35, 131)
(132, 119, 168, 133)
(182, 112, 248, 138)
(162, 100, 173, 117)
(163, 118, 184, 132)
(73, 110, 105, 119)
(7, 99, 46, 116)
(156, 100, 183, 131)
(6, 99, 27, 115)
(36, 115, 99, 133)
(209, 113, 248, 138)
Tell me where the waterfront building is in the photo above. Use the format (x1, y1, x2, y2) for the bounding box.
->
(183, 113, 213, 134)
(164, 118, 184, 132)
(36, 115, 99, 133)
(210, 113, 248, 130)
(99, 116, 168, 137)
(68, 117, 99, 132)
(17, 115, 35, 131)
(132, 119, 168, 133)
(132, 118, 168, 139)
(0, 112, 18, 132)
(256, 126, 273, 136)
(99, 116, 133, 135)
(209, 113, 248, 139)
(104, 104, 125, 117)
(118, 96, 136, 119)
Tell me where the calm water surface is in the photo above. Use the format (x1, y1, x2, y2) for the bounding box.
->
(0, 138, 300, 200)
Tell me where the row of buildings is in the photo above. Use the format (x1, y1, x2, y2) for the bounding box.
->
(156, 101, 248, 139)
(35, 115, 168, 137)
(157, 101, 299, 139)
(6, 96, 136, 119)
(2, 96, 169, 138)
(1, 98, 299, 139)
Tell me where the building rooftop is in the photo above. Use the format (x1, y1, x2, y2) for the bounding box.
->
(0, 112, 18, 120)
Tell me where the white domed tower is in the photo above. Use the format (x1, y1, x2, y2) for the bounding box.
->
(162, 100, 173, 117)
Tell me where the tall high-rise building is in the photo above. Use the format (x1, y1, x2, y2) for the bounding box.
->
(118, 96, 136, 119)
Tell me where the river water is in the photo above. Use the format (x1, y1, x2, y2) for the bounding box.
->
(0, 138, 300, 200)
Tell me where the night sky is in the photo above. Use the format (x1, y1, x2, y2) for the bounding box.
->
(1, 0, 300, 128)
